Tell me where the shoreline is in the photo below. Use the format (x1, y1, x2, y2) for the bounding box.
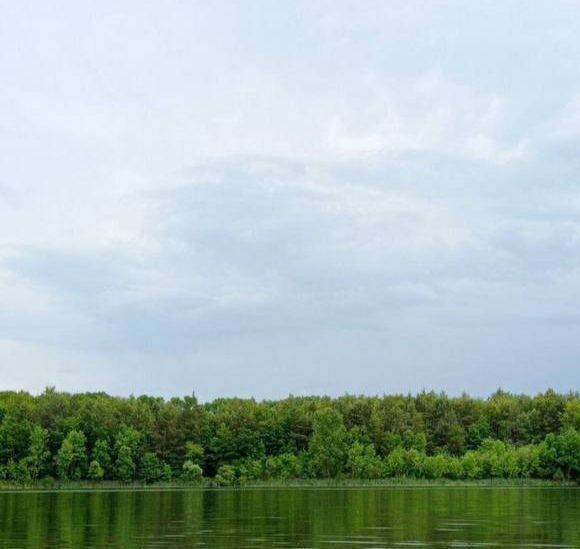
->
(0, 478, 576, 492)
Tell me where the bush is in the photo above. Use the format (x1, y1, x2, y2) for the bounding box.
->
(264, 453, 303, 480)
(461, 451, 483, 479)
(6, 459, 31, 483)
(88, 460, 104, 480)
(140, 452, 166, 483)
(544, 429, 580, 479)
(515, 445, 541, 478)
(215, 465, 237, 486)
(423, 454, 449, 480)
(347, 442, 383, 479)
(309, 409, 348, 478)
(115, 445, 135, 481)
(56, 430, 87, 480)
(161, 463, 172, 482)
(39, 475, 56, 488)
(237, 458, 264, 481)
(182, 460, 203, 482)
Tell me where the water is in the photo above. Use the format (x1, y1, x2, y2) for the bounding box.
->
(0, 487, 578, 548)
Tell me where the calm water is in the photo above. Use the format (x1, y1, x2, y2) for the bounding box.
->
(0, 487, 578, 548)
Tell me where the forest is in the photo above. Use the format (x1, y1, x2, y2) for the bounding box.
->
(0, 388, 578, 485)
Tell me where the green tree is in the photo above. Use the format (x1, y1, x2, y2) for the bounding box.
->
(140, 452, 166, 483)
(6, 459, 31, 482)
(264, 453, 303, 480)
(562, 401, 580, 431)
(185, 442, 204, 466)
(461, 451, 483, 479)
(92, 439, 111, 478)
(113, 426, 142, 481)
(0, 416, 31, 464)
(87, 460, 104, 480)
(545, 428, 580, 479)
(115, 425, 142, 458)
(182, 460, 203, 482)
(114, 445, 136, 481)
(215, 464, 237, 486)
(56, 430, 87, 480)
(161, 463, 172, 481)
(346, 442, 382, 479)
(402, 430, 427, 452)
(423, 454, 452, 479)
(309, 409, 348, 478)
(384, 447, 407, 477)
(468, 417, 491, 449)
(0, 388, 577, 484)
(447, 424, 467, 455)
(23, 425, 50, 479)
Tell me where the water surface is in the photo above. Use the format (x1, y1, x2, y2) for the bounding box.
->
(0, 487, 578, 548)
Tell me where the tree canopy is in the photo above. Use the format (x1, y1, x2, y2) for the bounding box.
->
(0, 388, 578, 484)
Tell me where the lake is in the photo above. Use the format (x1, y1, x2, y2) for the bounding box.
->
(0, 487, 578, 548)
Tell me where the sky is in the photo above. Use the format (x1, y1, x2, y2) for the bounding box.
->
(1, 1, 579, 400)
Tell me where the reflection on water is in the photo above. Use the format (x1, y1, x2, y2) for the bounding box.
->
(0, 487, 578, 548)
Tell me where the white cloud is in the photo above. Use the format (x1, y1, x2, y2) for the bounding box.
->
(325, 72, 524, 164)
(0, 0, 579, 396)
(552, 95, 580, 139)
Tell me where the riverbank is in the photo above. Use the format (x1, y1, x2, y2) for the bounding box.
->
(0, 477, 576, 491)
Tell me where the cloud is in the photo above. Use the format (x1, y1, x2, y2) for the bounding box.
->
(0, 0, 579, 397)
(325, 71, 525, 164)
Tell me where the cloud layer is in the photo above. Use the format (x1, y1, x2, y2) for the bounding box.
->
(1, 1, 579, 398)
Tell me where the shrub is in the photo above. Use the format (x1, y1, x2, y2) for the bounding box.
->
(88, 460, 104, 480)
(215, 465, 237, 486)
(182, 460, 203, 482)
(347, 442, 383, 479)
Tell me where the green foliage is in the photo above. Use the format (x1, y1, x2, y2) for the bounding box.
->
(185, 442, 204, 465)
(92, 439, 111, 478)
(402, 431, 427, 452)
(5, 459, 32, 483)
(461, 451, 483, 479)
(515, 444, 541, 478)
(347, 442, 382, 479)
(140, 452, 167, 483)
(22, 425, 50, 480)
(384, 447, 407, 477)
(139, 452, 172, 483)
(87, 460, 104, 480)
(115, 445, 136, 482)
(215, 464, 237, 486)
(113, 425, 142, 481)
(423, 454, 452, 479)
(0, 389, 577, 484)
(562, 400, 580, 431)
(478, 439, 519, 478)
(182, 460, 203, 482)
(237, 458, 265, 481)
(264, 452, 305, 479)
(468, 417, 491, 449)
(161, 463, 172, 481)
(115, 426, 142, 459)
(0, 416, 31, 464)
(56, 430, 87, 480)
(309, 409, 347, 477)
(543, 428, 580, 479)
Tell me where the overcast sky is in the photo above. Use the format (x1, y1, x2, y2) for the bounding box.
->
(1, 1, 579, 399)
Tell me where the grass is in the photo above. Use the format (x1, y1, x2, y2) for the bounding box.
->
(0, 477, 576, 492)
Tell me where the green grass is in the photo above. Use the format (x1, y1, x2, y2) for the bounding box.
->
(239, 478, 578, 488)
(0, 477, 576, 491)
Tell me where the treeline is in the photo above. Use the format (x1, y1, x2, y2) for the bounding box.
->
(0, 388, 578, 485)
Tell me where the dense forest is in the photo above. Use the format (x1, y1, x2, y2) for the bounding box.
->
(0, 388, 578, 485)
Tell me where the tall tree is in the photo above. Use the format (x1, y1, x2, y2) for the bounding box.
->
(309, 409, 347, 477)
(56, 430, 87, 480)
